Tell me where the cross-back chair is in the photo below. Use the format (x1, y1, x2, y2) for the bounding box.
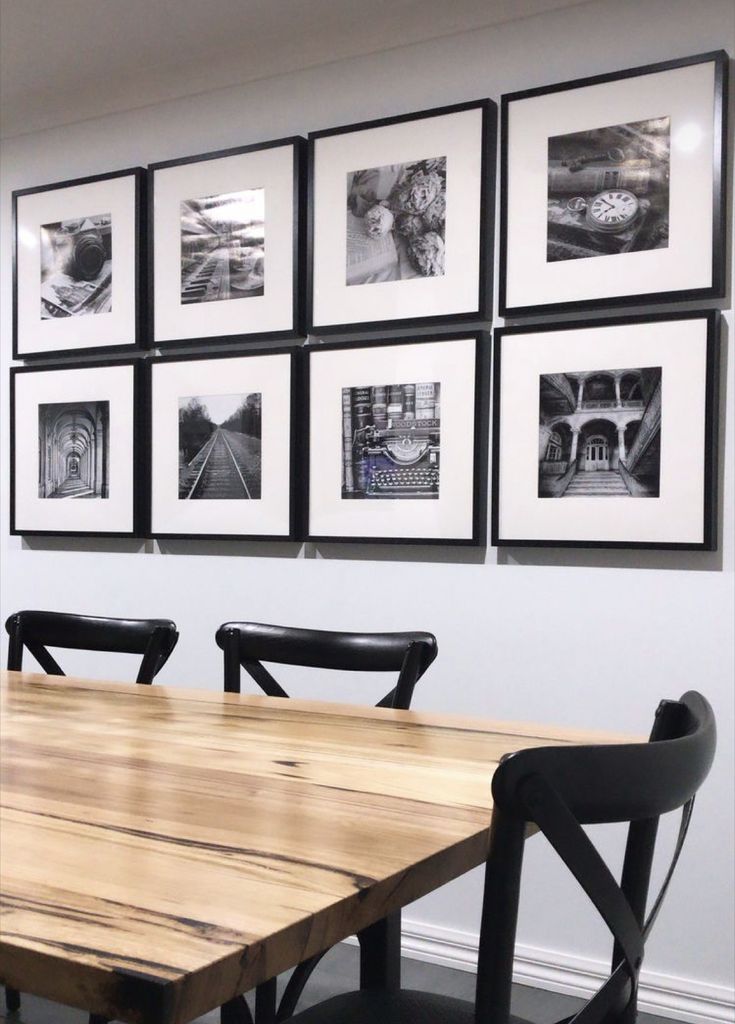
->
(6, 610, 179, 684)
(282, 690, 716, 1024)
(3, 609, 179, 1022)
(216, 621, 437, 710)
(215, 621, 438, 1024)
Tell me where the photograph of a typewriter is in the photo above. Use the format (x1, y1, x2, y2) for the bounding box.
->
(342, 382, 440, 499)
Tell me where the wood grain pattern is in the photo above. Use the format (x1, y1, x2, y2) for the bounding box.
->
(0, 671, 636, 1024)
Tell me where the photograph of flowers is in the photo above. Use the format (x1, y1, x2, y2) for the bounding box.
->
(308, 99, 496, 333)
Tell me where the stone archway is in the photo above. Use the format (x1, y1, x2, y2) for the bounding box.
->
(538, 421, 574, 496)
(576, 418, 617, 471)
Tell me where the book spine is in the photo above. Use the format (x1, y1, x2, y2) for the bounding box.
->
(415, 382, 436, 420)
(402, 383, 416, 420)
(352, 386, 372, 494)
(387, 384, 403, 425)
(371, 385, 388, 430)
(342, 389, 354, 494)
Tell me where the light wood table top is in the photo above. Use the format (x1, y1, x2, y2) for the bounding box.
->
(0, 670, 635, 1024)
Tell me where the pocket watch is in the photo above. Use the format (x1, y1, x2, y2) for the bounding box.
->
(584, 189, 640, 232)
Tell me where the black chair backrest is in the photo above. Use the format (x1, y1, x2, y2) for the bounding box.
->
(6, 610, 179, 685)
(476, 690, 716, 1024)
(215, 621, 438, 709)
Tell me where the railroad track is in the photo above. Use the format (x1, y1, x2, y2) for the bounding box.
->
(185, 429, 252, 499)
(181, 248, 230, 304)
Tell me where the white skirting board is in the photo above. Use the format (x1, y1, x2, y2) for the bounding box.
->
(346, 920, 734, 1024)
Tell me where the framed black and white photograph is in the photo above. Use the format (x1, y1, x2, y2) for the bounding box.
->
(492, 311, 719, 550)
(13, 168, 145, 358)
(305, 333, 489, 545)
(500, 51, 728, 316)
(147, 349, 298, 539)
(10, 360, 141, 536)
(308, 100, 495, 333)
(150, 137, 305, 347)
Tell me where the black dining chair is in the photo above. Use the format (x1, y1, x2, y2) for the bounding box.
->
(215, 621, 438, 1024)
(5, 609, 179, 684)
(280, 690, 716, 1024)
(3, 609, 179, 1022)
(216, 621, 437, 710)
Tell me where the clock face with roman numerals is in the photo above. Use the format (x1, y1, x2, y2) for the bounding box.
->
(586, 189, 640, 232)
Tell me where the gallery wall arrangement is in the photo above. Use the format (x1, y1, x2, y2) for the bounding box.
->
(8, 49, 730, 552)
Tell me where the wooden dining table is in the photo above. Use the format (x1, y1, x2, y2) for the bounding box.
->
(0, 670, 634, 1024)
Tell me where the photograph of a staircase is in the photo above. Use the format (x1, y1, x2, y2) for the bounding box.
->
(538, 366, 661, 498)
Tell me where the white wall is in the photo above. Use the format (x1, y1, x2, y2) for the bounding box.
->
(1, 0, 733, 1020)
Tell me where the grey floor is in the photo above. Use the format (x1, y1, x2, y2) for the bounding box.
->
(2, 944, 675, 1023)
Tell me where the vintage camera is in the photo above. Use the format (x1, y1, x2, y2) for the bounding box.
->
(55, 218, 112, 281)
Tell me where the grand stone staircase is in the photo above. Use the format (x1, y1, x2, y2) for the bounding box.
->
(563, 470, 630, 497)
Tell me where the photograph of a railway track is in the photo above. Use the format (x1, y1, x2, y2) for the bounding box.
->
(178, 392, 262, 500)
(180, 189, 264, 305)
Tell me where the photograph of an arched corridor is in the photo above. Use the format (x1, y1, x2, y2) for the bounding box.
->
(37, 400, 110, 499)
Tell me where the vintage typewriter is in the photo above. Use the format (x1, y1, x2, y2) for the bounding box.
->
(359, 420, 440, 498)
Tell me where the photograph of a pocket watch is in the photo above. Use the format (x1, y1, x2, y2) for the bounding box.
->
(567, 189, 641, 233)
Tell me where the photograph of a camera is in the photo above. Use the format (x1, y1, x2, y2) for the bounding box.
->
(40, 213, 112, 319)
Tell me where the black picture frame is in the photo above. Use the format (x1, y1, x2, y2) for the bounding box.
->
(145, 347, 300, 541)
(148, 136, 306, 349)
(491, 310, 720, 550)
(304, 332, 490, 546)
(10, 359, 143, 538)
(499, 50, 729, 317)
(13, 168, 146, 360)
(307, 100, 496, 335)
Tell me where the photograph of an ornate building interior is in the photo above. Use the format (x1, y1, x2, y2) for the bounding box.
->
(37, 400, 110, 499)
(538, 366, 661, 497)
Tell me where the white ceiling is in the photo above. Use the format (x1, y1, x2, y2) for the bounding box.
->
(0, 0, 586, 139)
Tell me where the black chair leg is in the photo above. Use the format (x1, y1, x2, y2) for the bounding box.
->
(357, 911, 401, 991)
(222, 994, 254, 1024)
(255, 977, 277, 1024)
(5, 987, 21, 1013)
